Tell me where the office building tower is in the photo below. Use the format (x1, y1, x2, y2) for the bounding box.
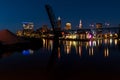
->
(57, 16, 61, 28)
(79, 20, 82, 29)
(23, 22, 34, 30)
(65, 23, 71, 30)
(96, 23, 102, 28)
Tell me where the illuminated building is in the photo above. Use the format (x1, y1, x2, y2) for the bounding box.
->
(57, 16, 61, 28)
(96, 23, 103, 38)
(96, 23, 102, 28)
(16, 30, 23, 36)
(22, 22, 34, 36)
(65, 23, 71, 30)
(42, 24, 48, 32)
(23, 22, 34, 30)
(79, 20, 82, 29)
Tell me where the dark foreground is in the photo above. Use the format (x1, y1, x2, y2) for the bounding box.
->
(0, 48, 120, 80)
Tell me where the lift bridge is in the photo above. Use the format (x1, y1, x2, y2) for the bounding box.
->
(45, 4, 62, 39)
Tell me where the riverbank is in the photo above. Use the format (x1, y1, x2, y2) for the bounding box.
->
(0, 29, 43, 52)
(0, 37, 43, 52)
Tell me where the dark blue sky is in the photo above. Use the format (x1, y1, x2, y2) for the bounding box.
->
(0, 0, 120, 32)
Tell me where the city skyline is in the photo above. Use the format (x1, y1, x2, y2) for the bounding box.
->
(0, 0, 120, 32)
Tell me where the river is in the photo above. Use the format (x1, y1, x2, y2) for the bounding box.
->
(0, 39, 120, 80)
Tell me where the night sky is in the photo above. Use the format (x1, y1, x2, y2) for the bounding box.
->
(0, 0, 120, 32)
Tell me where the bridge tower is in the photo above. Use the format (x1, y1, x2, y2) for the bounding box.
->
(45, 4, 62, 38)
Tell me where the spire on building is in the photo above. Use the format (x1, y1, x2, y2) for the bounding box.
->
(58, 16, 61, 21)
(57, 16, 61, 28)
(79, 20, 82, 29)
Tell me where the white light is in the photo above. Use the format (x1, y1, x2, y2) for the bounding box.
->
(110, 39, 113, 45)
(58, 16, 61, 20)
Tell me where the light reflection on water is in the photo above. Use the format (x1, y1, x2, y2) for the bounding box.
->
(0, 39, 120, 64)
(42, 38, 120, 79)
(43, 39, 120, 58)
(0, 39, 120, 79)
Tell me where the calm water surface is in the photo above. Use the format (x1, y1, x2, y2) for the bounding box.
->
(0, 39, 120, 80)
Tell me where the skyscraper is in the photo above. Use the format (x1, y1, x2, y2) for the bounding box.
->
(96, 23, 102, 28)
(79, 20, 82, 29)
(22, 22, 34, 36)
(57, 16, 61, 28)
(65, 23, 71, 30)
(23, 22, 34, 30)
